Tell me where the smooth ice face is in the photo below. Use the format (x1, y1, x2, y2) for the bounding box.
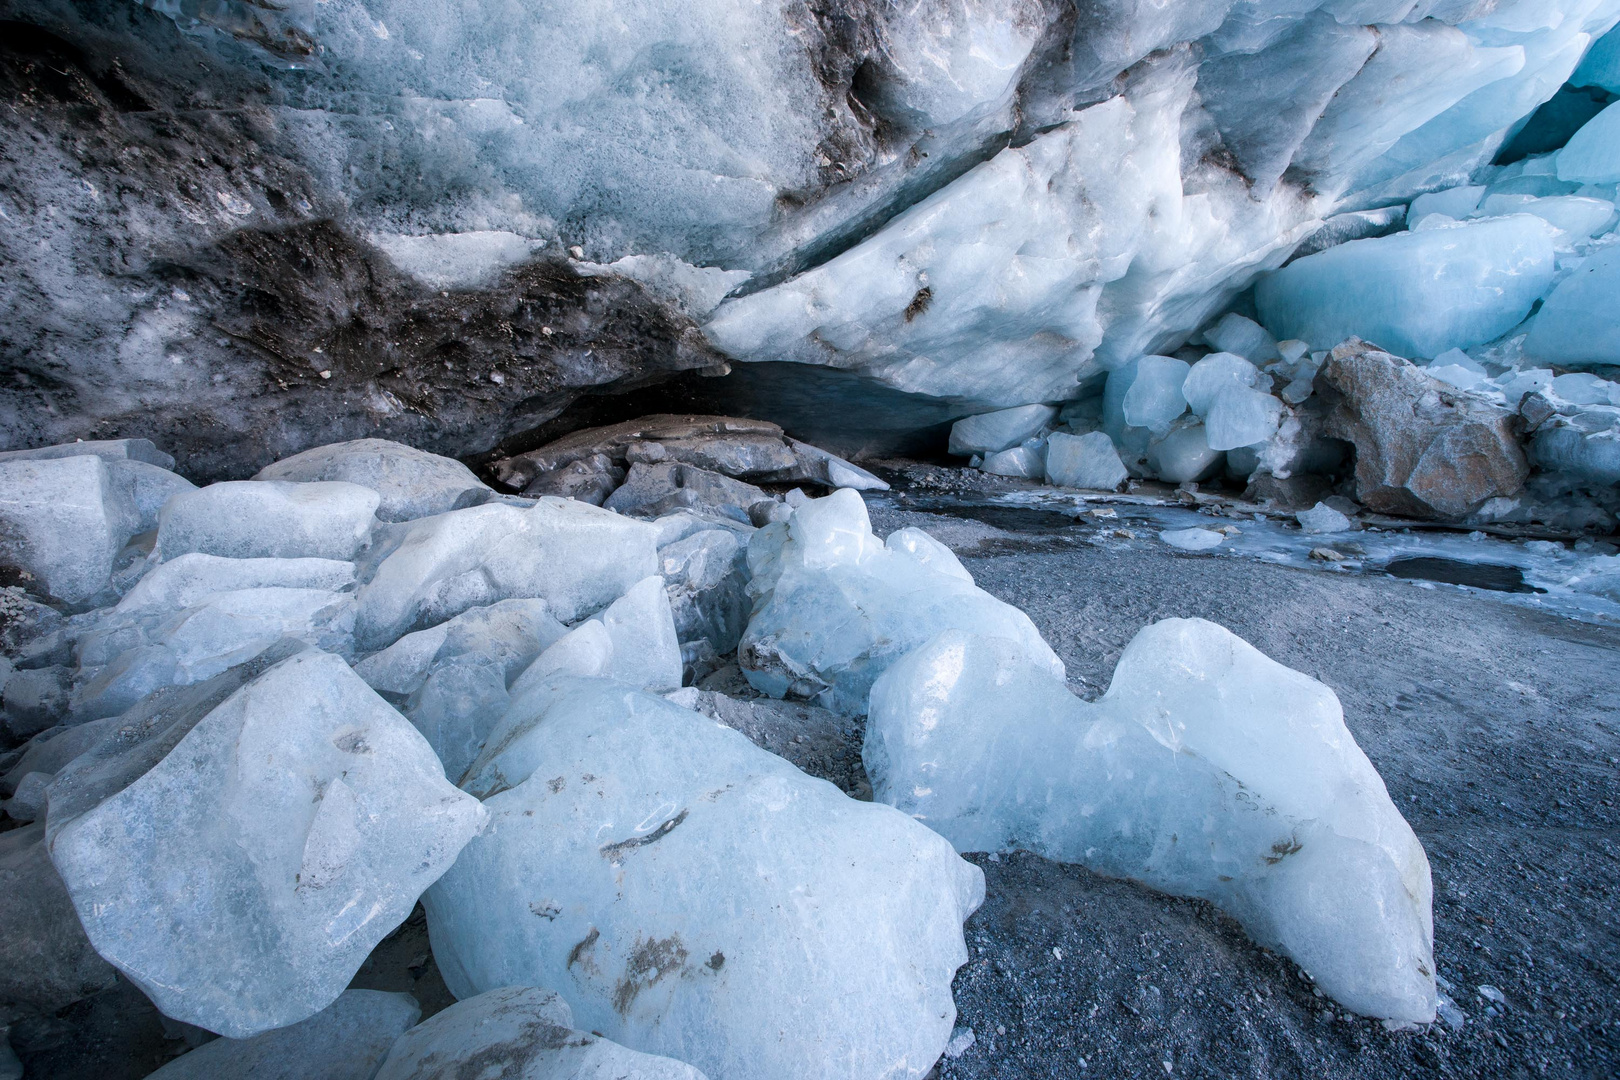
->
(375, 986, 708, 1080)
(865, 624, 1436, 1024)
(739, 489, 1062, 714)
(1121, 356, 1190, 434)
(254, 439, 492, 523)
(1255, 216, 1558, 358)
(947, 405, 1058, 456)
(1044, 431, 1128, 491)
(426, 676, 983, 1080)
(46, 649, 487, 1037)
(1525, 245, 1620, 368)
(1202, 313, 1280, 364)
(146, 990, 421, 1080)
(1557, 101, 1620, 183)
(1204, 385, 1285, 451)
(508, 575, 682, 698)
(980, 440, 1047, 479)
(1147, 420, 1224, 484)
(1181, 353, 1262, 416)
(0, 455, 138, 606)
(356, 499, 658, 648)
(158, 481, 380, 562)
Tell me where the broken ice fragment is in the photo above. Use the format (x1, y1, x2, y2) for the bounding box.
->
(158, 480, 380, 562)
(866, 624, 1437, 1023)
(428, 676, 982, 1080)
(254, 438, 492, 522)
(948, 404, 1058, 456)
(0, 456, 140, 605)
(1159, 527, 1224, 551)
(1044, 431, 1128, 490)
(46, 648, 486, 1037)
(1297, 502, 1353, 534)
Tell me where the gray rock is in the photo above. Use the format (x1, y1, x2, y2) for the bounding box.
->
(1, 770, 49, 821)
(1313, 341, 1528, 520)
(0, 822, 119, 1012)
(146, 990, 421, 1080)
(604, 462, 768, 523)
(1529, 408, 1620, 488)
(495, 415, 887, 494)
(255, 439, 493, 523)
(375, 986, 707, 1080)
(520, 452, 625, 505)
(2, 717, 122, 798)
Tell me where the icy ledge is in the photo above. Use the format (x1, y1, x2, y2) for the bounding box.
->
(865, 621, 1436, 1024)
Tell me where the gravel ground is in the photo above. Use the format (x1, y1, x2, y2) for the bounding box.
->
(863, 494, 1620, 1080)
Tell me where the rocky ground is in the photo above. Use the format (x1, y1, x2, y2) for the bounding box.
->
(9, 470, 1614, 1080)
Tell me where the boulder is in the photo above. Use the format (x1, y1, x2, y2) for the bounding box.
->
(255, 439, 493, 522)
(604, 462, 769, 522)
(1313, 341, 1528, 519)
(46, 646, 486, 1037)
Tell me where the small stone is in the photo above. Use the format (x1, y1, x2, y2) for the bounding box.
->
(1309, 547, 1346, 562)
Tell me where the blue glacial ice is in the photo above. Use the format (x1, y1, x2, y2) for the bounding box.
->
(865, 622, 1436, 1023)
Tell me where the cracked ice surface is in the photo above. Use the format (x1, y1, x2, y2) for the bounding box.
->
(865, 621, 1437, 1023)
(426, 675, 982, 1080)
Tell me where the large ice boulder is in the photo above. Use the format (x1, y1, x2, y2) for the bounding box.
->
(356, 498, 658, 649)
(659, 525, 752, 656)
(948, 405, 1058, 456)
(429, 676, 983, 1080)
(375, 986, 708, 1080)
(1255, 216, 1557, 359)
(1524, 244, 1620, 369)
(0, 456, 139, 606)
(45, 646, 487, 1037)
(146, 990, 421, 1080)
(866, 621, 1436, 1023)
(739, 489, 1061, 714)
(157, 480, 380, 562)
(255, 439, 493, 522)
(113, 553, 357, 616)
(1313, 341, 1528, 519)
(1044, 431, 1128, 490)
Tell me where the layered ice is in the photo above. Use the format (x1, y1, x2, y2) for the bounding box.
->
(427, 676, 982, 1080)
(375, 986, 707, 1080)
(738, 489, 1061, 714)
(865, 621, 1436, 1023)
(46, 647, 486, 1037)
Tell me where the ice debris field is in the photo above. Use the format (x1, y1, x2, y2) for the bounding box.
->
(0, 435, 1454, 1078)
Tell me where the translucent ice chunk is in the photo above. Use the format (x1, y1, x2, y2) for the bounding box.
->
(660, 527, 751, 655)
(1557, 102, 1620, 183)
(254, 439, 492, 523)
(947, 405, 1059, 456)
(884, 527, 972, 583)
(1298, 502, 1354, 534)
(1044, 431, 1128, 490)
(1573, 21, 1620, 93)
(157, 481, 380, 562)
(1159, 527, 1224, 551)
(355, 599, 566, 698)
(1551, 372, 1620, 406)
(47, 648, 487, 1037)
(1408, 186, 1485, 220)
(356, 499, 658, 649)
(146, 990, 421, 1080)
(1181, 353, 1262, 417)
(115, 554, 357, 617)
(980, 439, 1047, 479)
(0, 456, 139, 605)
(1147, 420, 1224, 484)
(1204, 385, 1285, 451)
(1524, 245, 1620, 368)
(1476, 194, 1616, 242)
(428, 676, 982, 1080)
(1256, 217, 1557, 358)
(866, 624, 1436, 1023)
(375, 986, 707, 1080)
(739, 489, 1061, 714)
(508, 575, 682, 697)
(1203, 313, 1281, 364)
(1121, 356, 1190, 434)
